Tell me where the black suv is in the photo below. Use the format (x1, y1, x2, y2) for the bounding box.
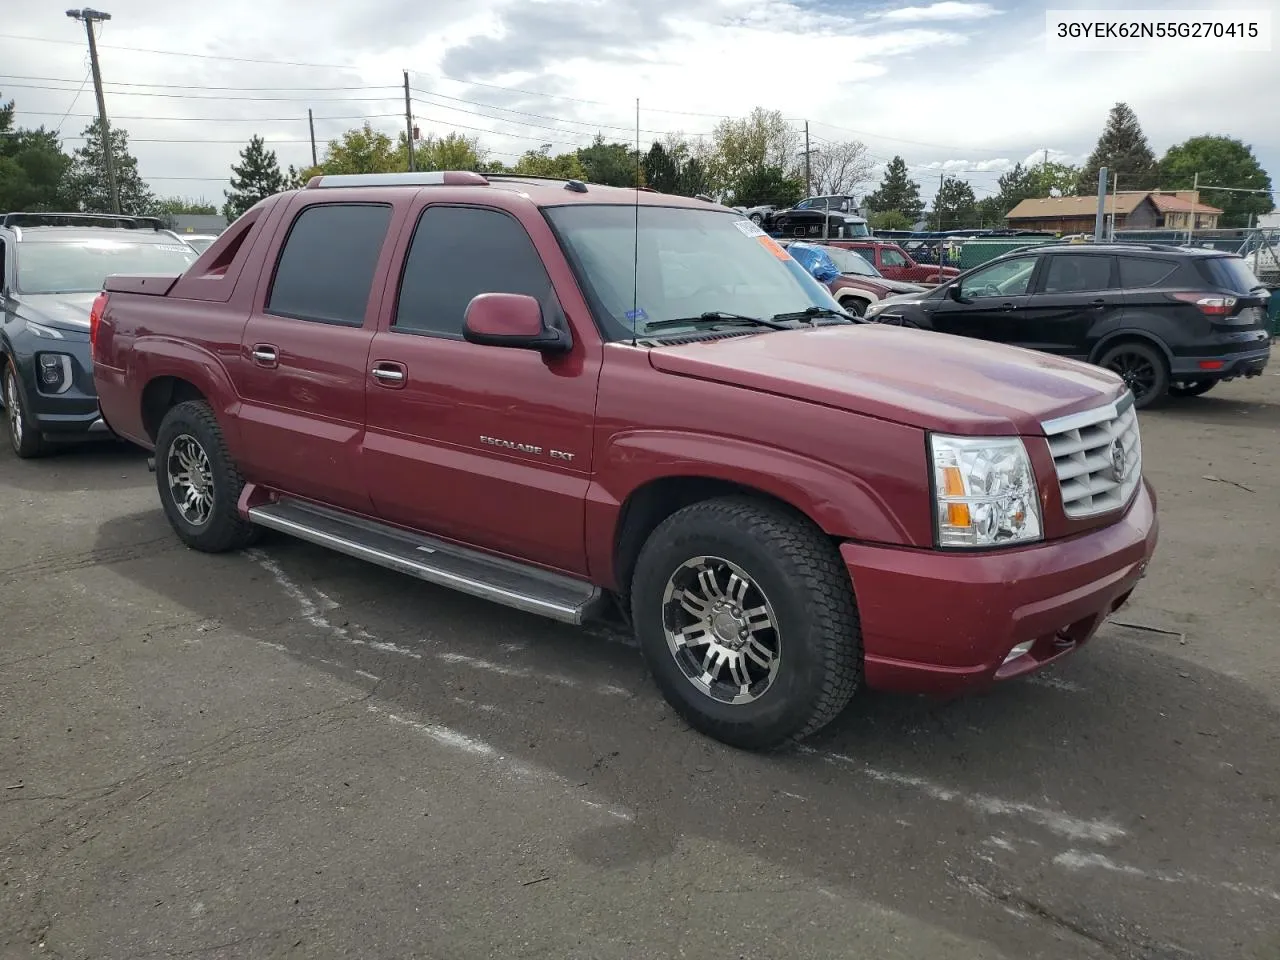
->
(863, 243, 1271, 408)
(1, 213, 198, 457)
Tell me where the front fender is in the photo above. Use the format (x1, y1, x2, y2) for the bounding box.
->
(584, 428, 926, 588)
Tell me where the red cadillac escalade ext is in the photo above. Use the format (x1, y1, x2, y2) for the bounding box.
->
(90, 171, 1158, 750)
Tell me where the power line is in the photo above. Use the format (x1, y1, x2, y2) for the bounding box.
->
(0, 33, 741, 118)
(1, 73, 405, 92)
(52, 69, 91, 134)
(13, 110, 405, 123)
(0, 81, 402, 103)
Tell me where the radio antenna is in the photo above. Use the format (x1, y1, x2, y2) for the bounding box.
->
(630, 96, 640, 347)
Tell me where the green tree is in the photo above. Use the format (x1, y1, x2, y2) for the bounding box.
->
(576, 135, 640, 187)
(709, 107, 800, 201)
(1078, 102, 1158, 193)
(222, 135, 285, 220)
(643, 142, 680, 194)
(0, 95, 70, 211)
(869, 209, 913, 231)
(864, 156, 923, 221)
(729, 166, 803, 208)
(62, 118, 153, 215)
(152, 196, 217, 216)
(932, 176, 977, 229)
(1030, 160, 1081, 197)
(1160, 135, 1274, 228)
(511, 145, 587, 180)
(302, 122, 401, 181)
(414, 131, 486, 172)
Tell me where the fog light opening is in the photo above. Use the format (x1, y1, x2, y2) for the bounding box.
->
(1003, 640, 1035, 665)
(35, 353, 73, 394)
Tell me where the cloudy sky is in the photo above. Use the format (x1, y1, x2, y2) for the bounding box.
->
(3, 0, 1275, 210)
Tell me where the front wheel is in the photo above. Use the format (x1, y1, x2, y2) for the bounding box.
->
(4, 361, 48, 459)
(1168, 379, 1218, 398)
(630, 497, 862, 750)
(1099, 342, 1169, 409)
(154, 400, 260, 553)
(840, 298, 868, 317)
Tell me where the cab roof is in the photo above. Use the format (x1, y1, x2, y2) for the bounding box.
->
(300, 170, 733, 212)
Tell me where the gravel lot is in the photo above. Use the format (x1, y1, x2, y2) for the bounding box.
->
(2, 375, 1278, 960)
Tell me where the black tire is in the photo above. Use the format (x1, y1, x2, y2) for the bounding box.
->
(1168, 379, 1218, 398)
(630, 496, 861, 750)
(840, 297, 868, 317)
(154, 399, 260, 553)
(3, 360, 49, 459)
(749, 213, 763, 225)
(1098, 341, 1169, 409)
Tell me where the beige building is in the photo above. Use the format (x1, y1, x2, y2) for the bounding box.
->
(1005, 191, 1222, 233)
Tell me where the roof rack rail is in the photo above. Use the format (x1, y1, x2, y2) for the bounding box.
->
(0, 212, 166, 230)
(304, 171, 488, 189)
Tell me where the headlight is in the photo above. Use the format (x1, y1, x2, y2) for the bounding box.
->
(864, 302, 887, 318)
(930, 434, 1041, 548)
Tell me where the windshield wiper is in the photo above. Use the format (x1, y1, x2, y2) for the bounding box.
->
(641, 311, 793, 333)
(769, 305, 859, 324)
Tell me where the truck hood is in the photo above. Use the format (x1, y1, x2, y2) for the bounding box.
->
(647, 324, 1127, 436)
(15, 292, 96, 333)
(873, 277, 928, 294)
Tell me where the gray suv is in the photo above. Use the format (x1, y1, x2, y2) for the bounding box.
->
(1, 213, 198, 457)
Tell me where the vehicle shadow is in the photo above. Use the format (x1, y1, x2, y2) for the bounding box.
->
(93, 509, 1280, 960)
(1146, 393, 1280, 430)
(0, 439, 149, 494)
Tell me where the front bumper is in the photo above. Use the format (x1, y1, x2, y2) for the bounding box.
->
(5, 330, 107, 438)
(842, 479, 1159, 696)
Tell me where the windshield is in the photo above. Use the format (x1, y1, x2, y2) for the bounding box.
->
(821, 245, 880, 277)
(185, 237, 215, 253)
(16, 238, 197, 294)
(544, 205, 841, 339)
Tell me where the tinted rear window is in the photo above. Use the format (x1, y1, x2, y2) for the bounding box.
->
(1119, 256, 1178, 288)
(267, 203, 392, 325)
(1197, 256, 1263, 295)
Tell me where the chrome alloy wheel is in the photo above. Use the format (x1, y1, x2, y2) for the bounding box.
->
(661, 556, 781, 704)
(166, 433, 215, 526)
(4, 370, 22, 449)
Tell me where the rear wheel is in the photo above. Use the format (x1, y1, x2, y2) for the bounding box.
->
(1168, 379, 1218, 398)
(630, 496, 862, 750)
(1099, 342, 1168, 409)
(155, 400, 260, 553)
(840, 297, 868, 317)
(4, 361, 48, 459)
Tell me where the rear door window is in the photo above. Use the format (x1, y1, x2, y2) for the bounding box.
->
(1119, 256, 1178, 288)
(266, 203, 393, 325)
(1041, 255, 1117, 293)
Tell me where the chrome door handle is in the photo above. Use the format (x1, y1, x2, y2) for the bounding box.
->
(372, 367, 405, 382)
(252, 347, 277, 362)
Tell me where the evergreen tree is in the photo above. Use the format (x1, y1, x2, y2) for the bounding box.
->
(223, 135, 286, 220)
(932, 176, 977, 229)
(62, 118, 153, 214)
(1077, 102, 1158, 193)
(864, 156, 923, 221)
(0, 93, 71, 211)
(576, 135, 640, 187)
(643, 142, 680, 194)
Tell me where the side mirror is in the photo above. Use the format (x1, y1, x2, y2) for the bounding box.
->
(946, 283, 966, 303)
(462, 292, 571, 353)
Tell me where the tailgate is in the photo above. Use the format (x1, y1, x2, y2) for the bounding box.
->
(104, 274, 181, 296)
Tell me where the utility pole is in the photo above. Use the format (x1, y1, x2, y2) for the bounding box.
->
(1093, 166, 1108, 242)
(1187, 171, 1199, 245)
(403, 71, 415, 172)
(937, 171, 945, 231)
(66, 8, 119, 214)
(1109, 171, 1118, 240)
(803, 121, 811, 196)
(1043, 148, 1049, 169)
(307, 108, 317, 167)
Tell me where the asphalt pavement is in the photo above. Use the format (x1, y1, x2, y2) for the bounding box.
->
(2, 375, 1279, 960)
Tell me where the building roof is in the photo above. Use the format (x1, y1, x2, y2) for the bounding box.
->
(1006, 191, 1222, 221)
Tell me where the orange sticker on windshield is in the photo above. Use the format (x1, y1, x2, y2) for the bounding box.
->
(758, 235, 790, 260)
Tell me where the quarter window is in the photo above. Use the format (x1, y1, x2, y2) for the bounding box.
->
(1119, 257, 1178, 288)
(266, 203, 393, 326)
(393, 206, 553, 337)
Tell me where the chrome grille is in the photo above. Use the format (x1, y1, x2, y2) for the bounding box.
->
(1041, 393, 1142, 519)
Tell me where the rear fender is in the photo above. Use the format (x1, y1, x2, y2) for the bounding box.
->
(132, 336, 244, 454)
(584, 429, 920, 588)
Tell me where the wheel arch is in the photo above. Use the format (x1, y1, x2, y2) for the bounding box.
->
(141, 376, 211, 442)
(1088, 329, 1174, 368)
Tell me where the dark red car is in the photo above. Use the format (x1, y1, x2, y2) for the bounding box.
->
(779, 240, 928, 316)
(826, 240, 960, 284)
(91, 172, 1158, 750)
